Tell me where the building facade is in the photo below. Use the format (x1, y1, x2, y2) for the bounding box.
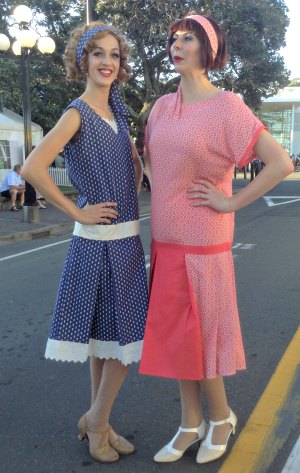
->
(259, 86, 300, 156)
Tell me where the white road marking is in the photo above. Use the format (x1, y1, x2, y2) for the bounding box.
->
(263, 196, 300, 207)
(0, 239, 71, 262)
(281, 435, 300, 473)
(145, 254, 150, 268)
(0, 215, 151, 263)
(232, 242, 256, 260)
(140, 213, 150, 220)
(232, 243, 256, 250)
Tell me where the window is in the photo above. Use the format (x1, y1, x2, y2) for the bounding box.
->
(0, 140, 11, 169)
(259, 109, 292, 153)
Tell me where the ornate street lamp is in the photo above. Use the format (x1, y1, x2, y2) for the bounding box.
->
(0, 5, 55, 222)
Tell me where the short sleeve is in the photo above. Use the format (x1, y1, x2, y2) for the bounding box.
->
(225, 93, 267, 168)
(7, 173, 16, 186)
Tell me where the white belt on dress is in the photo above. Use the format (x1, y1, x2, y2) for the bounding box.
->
(73, 219, 140, 241)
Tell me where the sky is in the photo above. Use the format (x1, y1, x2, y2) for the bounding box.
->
(281, 0, 300, 79)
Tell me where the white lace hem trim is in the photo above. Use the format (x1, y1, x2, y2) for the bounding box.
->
(45, 338, 143, 365)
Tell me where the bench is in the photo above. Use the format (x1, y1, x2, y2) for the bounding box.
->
(0, 196, 12, 211)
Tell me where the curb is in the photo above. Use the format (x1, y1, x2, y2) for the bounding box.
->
(0, 222, 74, 244)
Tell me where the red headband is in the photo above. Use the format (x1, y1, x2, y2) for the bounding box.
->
(185, 15, 218, 60)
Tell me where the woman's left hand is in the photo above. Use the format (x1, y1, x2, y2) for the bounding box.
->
(187, 179, 232, 213)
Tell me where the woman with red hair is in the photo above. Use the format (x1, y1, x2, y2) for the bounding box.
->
(139, 13, 293, 465)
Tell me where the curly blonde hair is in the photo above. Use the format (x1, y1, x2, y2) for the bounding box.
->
(64, 21, 131, 83)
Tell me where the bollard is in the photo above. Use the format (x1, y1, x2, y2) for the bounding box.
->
(22, 206, 40, 223)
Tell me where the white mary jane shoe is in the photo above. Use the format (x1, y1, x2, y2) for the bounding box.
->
(154, 420, 207, 463)
(196, 408, 237, 464)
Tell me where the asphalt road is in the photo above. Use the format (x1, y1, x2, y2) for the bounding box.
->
(0, 180, 300, 473)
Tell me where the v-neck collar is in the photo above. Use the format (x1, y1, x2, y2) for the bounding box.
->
(77, 99, 120, 136)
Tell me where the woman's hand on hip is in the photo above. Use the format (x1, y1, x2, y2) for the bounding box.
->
(77, 202, 118, 224)
(187, 180, 232, 213)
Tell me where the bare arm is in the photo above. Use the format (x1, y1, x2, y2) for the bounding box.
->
(130, 141, 143, 193)
(21, 108, 118, 224)
(229, 130, 294, 211)
(188, 130, 294, 212)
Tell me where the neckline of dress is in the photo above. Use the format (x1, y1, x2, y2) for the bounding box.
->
(77, 98, 115, 121)
(102, 117, 116, 123)
(180, 90, 224, 108)
(77, 99, 119, 135)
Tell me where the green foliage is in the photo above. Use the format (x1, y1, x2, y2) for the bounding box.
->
(0, 0, 84, 133)
(0, 0, 290, 142)
(0, 1, 11, 34)
(0, 56, 21, 111)
(95, 0, 290, 142)
(213, 0, 290, 109)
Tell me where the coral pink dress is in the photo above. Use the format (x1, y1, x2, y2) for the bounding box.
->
(139, 86, 266, 380)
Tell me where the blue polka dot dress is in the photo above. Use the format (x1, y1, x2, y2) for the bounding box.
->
(45, 83, 148, 364)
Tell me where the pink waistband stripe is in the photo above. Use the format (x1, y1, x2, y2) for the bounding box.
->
(152, 240, 232, 255)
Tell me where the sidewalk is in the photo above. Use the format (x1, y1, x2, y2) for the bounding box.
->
(0, 190, 151, 244)
(235, 169, 300, 180)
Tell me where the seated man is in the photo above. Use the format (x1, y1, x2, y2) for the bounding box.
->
(0, 164, 25, 211)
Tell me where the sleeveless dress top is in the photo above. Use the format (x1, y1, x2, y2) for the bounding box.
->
(45, 83, 148, 364)
(139, 86, 266, 379)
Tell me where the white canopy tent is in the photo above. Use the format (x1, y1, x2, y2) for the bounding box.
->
(0, 108, 43, 173)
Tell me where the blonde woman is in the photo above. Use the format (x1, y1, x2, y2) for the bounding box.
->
(22, 22, 148, 463)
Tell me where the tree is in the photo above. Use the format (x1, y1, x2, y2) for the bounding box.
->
(95, 0, 290, 144)
(0, 0, 85, 133)
(0, 0, 290, 142)
(0, 1, 20, 111)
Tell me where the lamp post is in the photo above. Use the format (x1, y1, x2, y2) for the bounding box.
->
(86, 0, 97, 25)
(0, 5, 55, 222)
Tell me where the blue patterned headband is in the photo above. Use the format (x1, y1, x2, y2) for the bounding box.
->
(76, 25, 118, 70)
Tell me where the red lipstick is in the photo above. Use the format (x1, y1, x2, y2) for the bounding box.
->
(173, 56, 184, 63)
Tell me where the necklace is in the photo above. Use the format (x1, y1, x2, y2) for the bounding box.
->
(92, 104, 113, 120)
(80, 94, 113, 120)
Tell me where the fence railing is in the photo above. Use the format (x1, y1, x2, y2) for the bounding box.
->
(48, 167, 73, 187)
